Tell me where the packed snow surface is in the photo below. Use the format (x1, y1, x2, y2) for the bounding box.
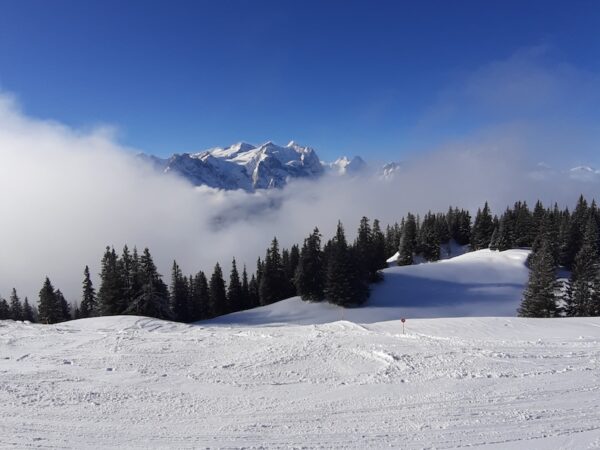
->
(2, 315, 600, 448)
(211, 249, 531, 326)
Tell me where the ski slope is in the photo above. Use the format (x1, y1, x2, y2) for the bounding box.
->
(210, 249, 531, 326)
(3, 249, 600, 448)
(1, 315, 600, 448)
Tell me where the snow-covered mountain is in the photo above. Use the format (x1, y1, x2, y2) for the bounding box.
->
(325, 156, 367, 175)
(140, 141, 324, 191)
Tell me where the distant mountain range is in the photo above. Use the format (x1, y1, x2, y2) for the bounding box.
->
(138, 141, 384, 191)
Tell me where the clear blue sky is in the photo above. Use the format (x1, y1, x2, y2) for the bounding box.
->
(1, 0, 599, 160)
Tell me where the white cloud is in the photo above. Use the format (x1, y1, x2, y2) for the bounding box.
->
(1, 48, 600, 303)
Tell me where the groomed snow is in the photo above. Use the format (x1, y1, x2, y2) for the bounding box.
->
(2, 315, 600, 448)
(210, 249, 530, 326)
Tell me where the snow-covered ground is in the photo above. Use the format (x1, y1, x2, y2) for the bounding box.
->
(3, 249, 600, 448)
(2, 315, 600, 448)
(210, 249, 530, 326)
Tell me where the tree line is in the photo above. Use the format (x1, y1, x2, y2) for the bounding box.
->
(2, 195, 599, 323)
(3, 217, 388, 324)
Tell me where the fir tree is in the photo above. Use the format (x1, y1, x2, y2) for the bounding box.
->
(241, 266, 250, 310)
(190, 271, 209, 321)
(295, 228, 325, 301)
(80, 265, 97, 318)
(169, 260, 190, 321)
(126, 248, 171, 319)
(418, 212, 441, 261)
(9, 288, 23, 321)
(55, 290, 71, 322)
(208, 263, 227, 317)
(371, 219, 387, 276)
(38, 277, 62, 324)
(0, 297, 9, 320)
(248, 274, 260, 308)
(325, 221, 369, 306)
(226, 258, 243, 313)
(564, 217, 600, 316)
(259, 238, 286, 305)
(471, 202, 494, 250)
(518, 239, 559, 317)
(398, 213, 417, 265)
(22, 297, 35, 322)
(98, 247, 124, 316)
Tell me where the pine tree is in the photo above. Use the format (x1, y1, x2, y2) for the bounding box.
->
(471, 202, 494, 250)
(371, 219, 387, 276)
(518, 239, 559, 317)
(295, 228, 325, 301)
(22, 297, 35, 322)
(0, 297, 9, 320)
(208, 263, 227, 317)
(418, 212, 441, 261)
(190, 271, 209, 321)
(259, 238, 286, 305)
(495, 209, 514, 251)
(98, 247, 124, 316)
(324, 221, 369, 306)
(226, 258, 243, 313)
(564, 217, 600, 316)
(248, 274, 260, 308)
(398, 213, 417, 265)
(169, 260, 190, 321)
(80, 265, 97, 318)
(241, 266, 250, 310)
(120, 245, 135, 312)
(55, 290, 71, 322)
(126, 248, 171, 319)
(9, 288, 23, 321)
(38, 277, 62, 324)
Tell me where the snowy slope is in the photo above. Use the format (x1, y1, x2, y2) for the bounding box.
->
(1, 315, 600, 448)
(209, 249, 530, 326)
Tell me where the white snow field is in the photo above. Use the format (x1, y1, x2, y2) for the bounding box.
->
(2, 249, 600, 448)
(210, 249, 531, 326)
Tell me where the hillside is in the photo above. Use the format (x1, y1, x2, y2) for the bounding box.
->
(208, 249, 530, 326)
(1, 314, 600, 448)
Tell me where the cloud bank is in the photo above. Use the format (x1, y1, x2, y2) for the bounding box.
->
(1, 48, 599, 303)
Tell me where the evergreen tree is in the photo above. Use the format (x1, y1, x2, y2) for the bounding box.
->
(471, 202, 494, 250)
(226, 258, 243, 313)
(561, 196, 588, 269)
(518, 239, 559, 317)
(190, 271, 209, 321)
(283, 245, 300, 297)
(169, 260, 190, 321)
(418, 212, 441, 261)
(55, 289, 71, 322)
(80, 265, 97, 318)
(126, 248, 171, 319)
(259, 238, 286, 305)
(398, 213, 417, 265)
(325, 221, 369, 306)
(295, 227, 325, 301)
(248, 274, 260, 308)
(208, 263, 227, 317)
(564, 217, 600, 316)
(0, 297, 9, 320)
(371, 219, 387, 275)
(241, 266, 250, 310)
(38, 277, 62, 324)
(9, 288, 23, 321)
(495, 209, 514, 251)
(120, 245, 135, 312)
(22, 297, 35, 322)
(98, 247, 124, 316)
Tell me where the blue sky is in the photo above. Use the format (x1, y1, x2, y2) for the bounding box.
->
(1, 0, 599, 161)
